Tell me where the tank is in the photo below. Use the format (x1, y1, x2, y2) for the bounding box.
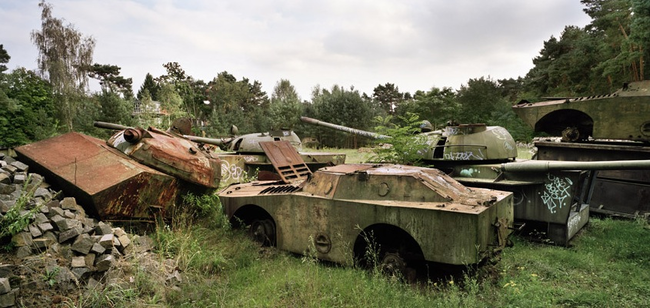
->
(183, 125, 346, 185)
(14, 124, 222, 221)
(301, 116, 518, 164)
(300, 116, 650, 245)
(512, 81, 650, 218)
(219, 141, 514, 274)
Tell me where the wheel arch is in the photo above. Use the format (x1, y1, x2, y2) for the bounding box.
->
(353, 223, 425, 265)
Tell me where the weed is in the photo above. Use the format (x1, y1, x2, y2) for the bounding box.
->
(42, 266, 60, 287)
(0, 176, 51, 247)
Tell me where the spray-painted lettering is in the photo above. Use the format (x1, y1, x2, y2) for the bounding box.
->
(540, 174, 573, 214)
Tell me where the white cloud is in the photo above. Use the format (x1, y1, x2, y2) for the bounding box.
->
(1, 0, 591, 100)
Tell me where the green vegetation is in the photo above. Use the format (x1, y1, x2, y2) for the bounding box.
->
(370, 113, 430, 165)
(0, 177, 45, 242)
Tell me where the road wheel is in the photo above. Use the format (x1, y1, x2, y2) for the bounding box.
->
(380, 252, 406, 277)
(249, 219, 275, 246)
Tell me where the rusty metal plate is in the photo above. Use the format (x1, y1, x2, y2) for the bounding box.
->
(15, 132, 181, 221)
(259, 141, 311, 183)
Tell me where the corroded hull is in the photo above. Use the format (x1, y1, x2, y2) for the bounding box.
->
(15, 132, 181, 221)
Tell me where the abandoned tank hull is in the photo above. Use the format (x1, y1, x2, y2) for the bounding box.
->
(220, 163, 513, 267)
(15, 132, 182, 221)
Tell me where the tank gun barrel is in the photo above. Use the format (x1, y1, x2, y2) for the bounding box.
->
(300, 116, 390, 139)
(501, 159, 650, 172)
(93, 121, 130, 130)
(182, 135, 230, 146)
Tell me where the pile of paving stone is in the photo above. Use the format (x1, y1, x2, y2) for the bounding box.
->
(0, 152, 175, 307)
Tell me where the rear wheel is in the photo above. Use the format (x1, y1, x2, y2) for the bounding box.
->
(380, 252, 406, 277)
(249, 219, 276, 246)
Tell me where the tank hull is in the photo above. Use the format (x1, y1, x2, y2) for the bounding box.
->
(15, 132, 183, 221)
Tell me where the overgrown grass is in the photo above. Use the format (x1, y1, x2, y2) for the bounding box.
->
(106, 196, 650, 307)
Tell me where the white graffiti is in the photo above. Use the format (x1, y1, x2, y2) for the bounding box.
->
(491, 127, 515, 151)
(540, 174, 573, 214)
(221, 160, 245, 182)
(444, 149, 485, 161)
(445, 126, 461, 136)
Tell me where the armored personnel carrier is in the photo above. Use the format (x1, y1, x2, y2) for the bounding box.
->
(219, 141, 514, 274)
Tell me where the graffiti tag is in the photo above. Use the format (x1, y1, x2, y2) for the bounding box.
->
(540, 174, 573, 214)
(221, 160, 245, 182)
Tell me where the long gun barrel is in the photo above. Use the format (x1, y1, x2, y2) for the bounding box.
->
(501, 159, 650, 172)
(94, 121, 130, 130)
(182, 135, 230, 146)
(300, 116, 390, 139)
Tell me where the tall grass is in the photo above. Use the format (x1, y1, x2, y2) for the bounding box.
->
(114, 205, 650, 307)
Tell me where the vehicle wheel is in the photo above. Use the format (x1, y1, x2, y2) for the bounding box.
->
(380, 252, 406, 277)
(250, 219, 275, 246)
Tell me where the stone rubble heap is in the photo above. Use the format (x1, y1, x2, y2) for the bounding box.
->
(0, 152, 177, 307)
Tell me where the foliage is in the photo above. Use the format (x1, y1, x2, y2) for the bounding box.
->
(31, 0, 95, 132)
(0, 177, 45, 241)
(372, 82, 404, 115)
(0, 68, 57, 147)
(301, 85, 377, 148)
(269, 79, 303, 130)
(204, 71, 270, 136)
(0, 44, 9, 73)
(370, 113, 430, 165)
(94, 90, 134, 130)
(137, 73, 160, 101)
(395, 86, 459, 129)
(86, 63, 133, 99)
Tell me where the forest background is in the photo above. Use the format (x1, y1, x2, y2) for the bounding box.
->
(1, 0, 649, 149)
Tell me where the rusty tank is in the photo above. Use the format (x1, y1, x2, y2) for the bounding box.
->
(512, 81, 650, 219)
(300, 116, 650, 245)
(219, 141, 514, 273)
(14, 123, 222, 221)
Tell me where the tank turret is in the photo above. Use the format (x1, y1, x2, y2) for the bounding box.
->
(300, 116, 518, 163)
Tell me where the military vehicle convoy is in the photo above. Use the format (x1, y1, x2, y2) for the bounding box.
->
(513, 80, 650, 218)
(301, 116, 650, 245)
(219, 141, 514, 273)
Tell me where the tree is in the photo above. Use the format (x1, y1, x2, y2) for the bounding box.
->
(582, 0, 643, 84)
(306, 85, 375, 148)
(0, 68, 56, 147)
(0, 44, 9, 73)
(395, 87, 459, 129)
(456, 77, 504, 124)
(269, 79, 302, 130)
(137, 73, 160, 101)
(372, 83, 404, 115)
(30, 0, 95, 131)
(87, 63, 133, 99)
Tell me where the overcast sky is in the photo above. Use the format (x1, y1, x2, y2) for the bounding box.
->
(1, 0, 592, 100)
